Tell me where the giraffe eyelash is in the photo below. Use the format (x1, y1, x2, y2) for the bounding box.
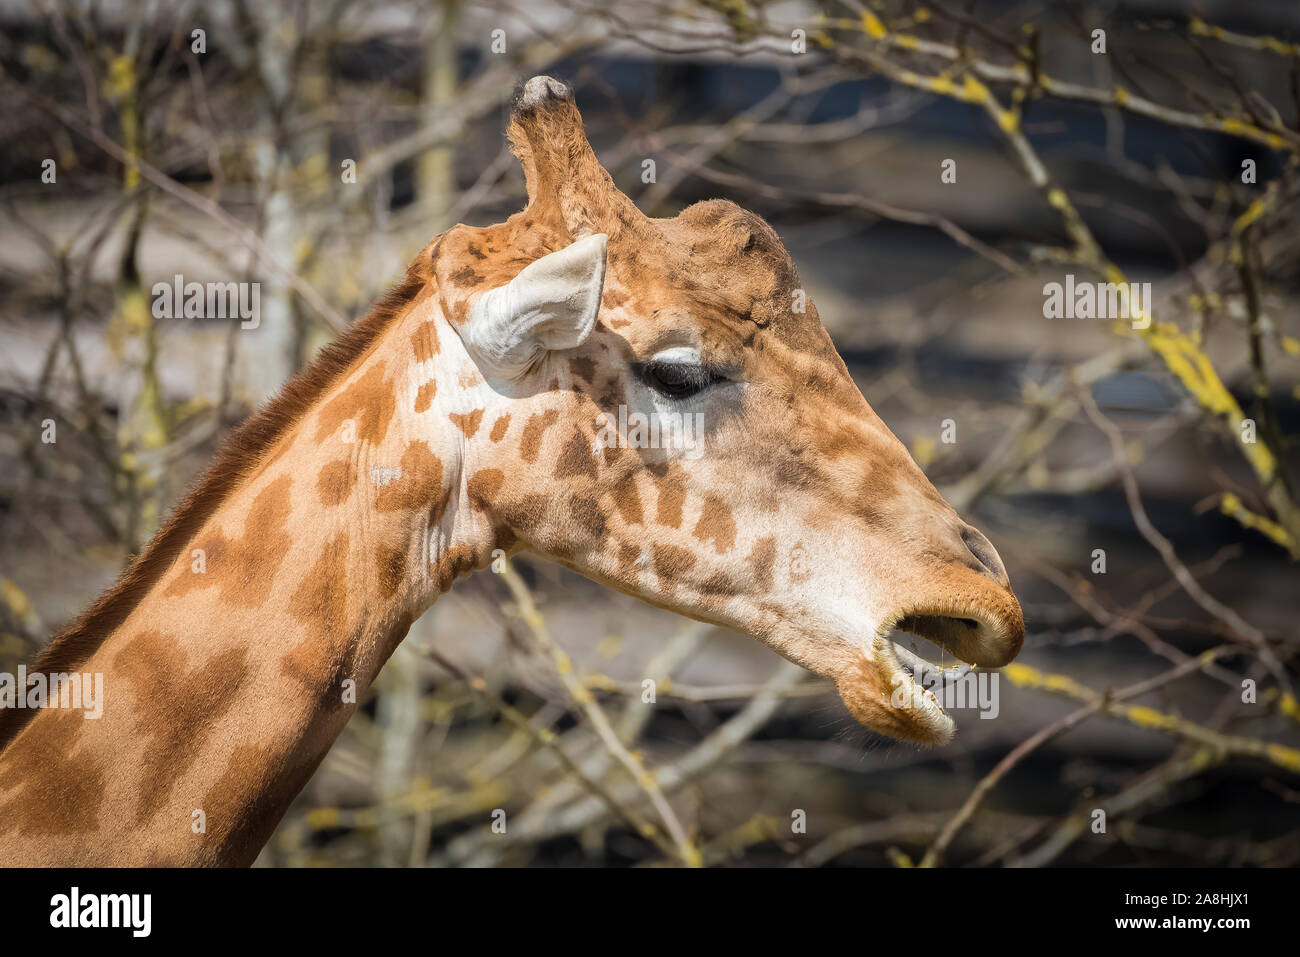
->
(632, 358, 727, 400)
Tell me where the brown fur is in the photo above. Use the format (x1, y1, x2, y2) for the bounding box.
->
(413, 380, 437, 413)
(114, 631, 250, 824)
(489, 413, 511, 442)
(374, 441, 446, 514)
(0, 708, 108, 837)
(448, 408, 484, 437)
(317, 459, 357, 507)
(162, 476, 294, 606)
(0, 245, 438, 751)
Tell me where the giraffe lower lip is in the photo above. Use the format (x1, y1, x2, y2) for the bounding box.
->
(876, 635, 953, 733)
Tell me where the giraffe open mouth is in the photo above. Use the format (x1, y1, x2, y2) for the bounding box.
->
(864, 598, 1023, 741)
(892, 628, 976, 682)
(892, 623, 976, 713)
(898, 613, 980, 649)
(894, 599, 1022, 670)
(887, 618, 980, 709)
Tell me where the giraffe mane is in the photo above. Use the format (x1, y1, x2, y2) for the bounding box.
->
(0, 249, 436, 751)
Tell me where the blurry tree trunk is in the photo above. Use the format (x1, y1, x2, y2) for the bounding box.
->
(418, 1, 459, 224)
(108, 21, 167, 550)
(376, 639, 422, 866)
(291, 37, 334, 366)
(243, 3, 301, 401)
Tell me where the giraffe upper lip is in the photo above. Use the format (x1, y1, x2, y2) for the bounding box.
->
(890, 572, 1025, 670)
(893, 610, 1021, 669)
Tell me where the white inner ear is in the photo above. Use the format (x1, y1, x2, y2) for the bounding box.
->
(464, 233, 607, 378)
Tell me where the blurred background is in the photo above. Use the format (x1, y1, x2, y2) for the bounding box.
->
(1, 0, 1298, 866)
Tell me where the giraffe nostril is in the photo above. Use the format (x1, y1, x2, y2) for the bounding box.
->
(959, 524, 1009, 588)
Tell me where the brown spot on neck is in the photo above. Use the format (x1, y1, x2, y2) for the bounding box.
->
(164, 475, 294, 608)
(611, 472, 644, 526)
(616, 541, 642, 577)
(198, 742, 309, 865)
(520, 409, 560, 463)
(314, 362, 397, 446)
(431, 544, 481, 594)
(652, 465, 688, 528)
(495, 493, 549, 536)
(570, 495, 606, 538)
(693, 496, 736, 554)
(317, 460, 356, 507)
(411, 320, 440, 363)
(375, 441, 446, 515)
(0, 709, 108, 839)
(414, 380, 437, 413)
(700, 571, 735, 596)
(282, 531, 354, 695)
(489, 413, 511, 442)
(376, 545, 407, 600)
(448, 408, 485, 438)
(651, 543, 696, 583)
(113, 629, 250, 825)
(554, 429, 598, 480)
(467, 469, 505, 510)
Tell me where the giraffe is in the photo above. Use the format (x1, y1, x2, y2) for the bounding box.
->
(0, 76, 1023, 866)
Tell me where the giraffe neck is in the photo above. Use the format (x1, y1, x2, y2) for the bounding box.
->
(0, 280, 501, 866)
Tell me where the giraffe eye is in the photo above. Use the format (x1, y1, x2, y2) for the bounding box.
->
(634, 359, 723, 400)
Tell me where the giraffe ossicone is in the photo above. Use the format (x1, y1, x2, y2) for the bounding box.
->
(0, 75, 1023, 866)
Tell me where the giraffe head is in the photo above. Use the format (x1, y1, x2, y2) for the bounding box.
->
(432, 76, 1023, 744)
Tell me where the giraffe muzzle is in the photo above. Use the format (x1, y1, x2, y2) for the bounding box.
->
(894, 564, 1025, 669)
(836, 537, 1025, 744)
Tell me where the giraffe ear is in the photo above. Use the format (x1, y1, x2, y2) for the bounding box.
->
(463, 233, 607, 378)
